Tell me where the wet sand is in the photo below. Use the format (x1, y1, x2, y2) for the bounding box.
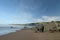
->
(0, 30, 60, 40)
(0, 30, 34, 40)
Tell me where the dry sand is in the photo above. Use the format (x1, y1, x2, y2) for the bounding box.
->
(33, 32, 60, 40)
(0, 30, 60, 40)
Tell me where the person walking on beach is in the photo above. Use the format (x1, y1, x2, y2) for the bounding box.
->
(39, 24, 44, 32)
(41, 25, 44, 32)
(34, 24, 44, 33)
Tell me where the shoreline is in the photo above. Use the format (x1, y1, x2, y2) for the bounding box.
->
(0, 29, 22, 37)
(0, 30, 34, 40)
(0, 28, 22, 37)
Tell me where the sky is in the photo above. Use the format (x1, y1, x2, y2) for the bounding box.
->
(0, 0, 60, 24)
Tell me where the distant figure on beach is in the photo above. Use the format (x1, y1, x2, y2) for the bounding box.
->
(38, 24, 44, 32)
(41, 25, 44, 32)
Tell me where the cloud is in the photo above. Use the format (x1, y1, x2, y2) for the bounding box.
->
(33, 19, 43, 22)
(33, 16, 60, 22)
(42, 16, 60, 21)
(15, 15, 60, 23)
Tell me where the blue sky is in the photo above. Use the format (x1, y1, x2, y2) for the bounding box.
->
(0, 0, 60, 24)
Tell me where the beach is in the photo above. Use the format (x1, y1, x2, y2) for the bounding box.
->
(0, 30, 34, 40)
(0, 30, 60, 40)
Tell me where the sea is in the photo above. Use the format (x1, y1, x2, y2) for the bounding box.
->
(0, 24, 34, 36)
(0, 26, 24, 36)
